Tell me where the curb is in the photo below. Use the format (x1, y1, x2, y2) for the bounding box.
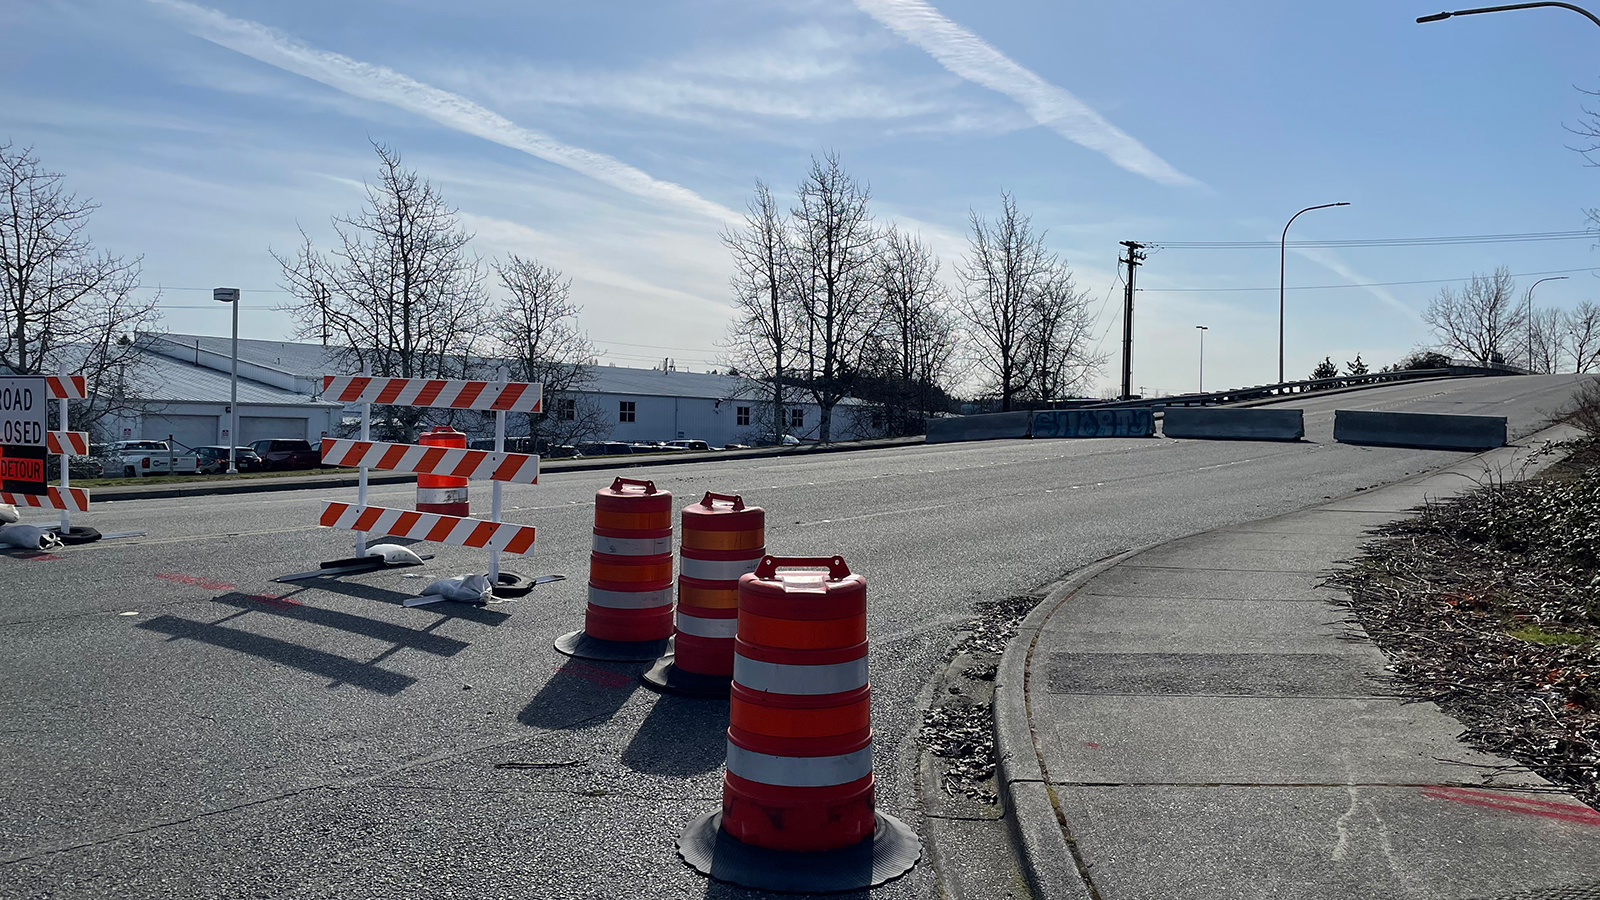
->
(990, 421, 1583, 900)
(992, 546, 1150, 900)
(89, 436, 927, 502)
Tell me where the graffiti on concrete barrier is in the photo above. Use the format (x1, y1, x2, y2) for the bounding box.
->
(1032, 409, 1154, 439)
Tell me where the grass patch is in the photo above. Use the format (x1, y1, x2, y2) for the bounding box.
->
(1506, 623, 1593, 646)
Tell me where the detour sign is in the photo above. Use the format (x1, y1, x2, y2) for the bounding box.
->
(0, 445, 46, 496)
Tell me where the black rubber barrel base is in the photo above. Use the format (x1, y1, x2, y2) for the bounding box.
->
(490, 571, 535, 598)
(641, 652, 733, 697)
(676, 810, 921, 894)
(554, 629, 670, 662)
(55, 526, 102, 545)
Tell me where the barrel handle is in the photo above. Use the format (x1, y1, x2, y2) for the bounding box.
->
(754, 555, 850, 581)
(700, 491, 744, 511)
(610, 477, 658, 495)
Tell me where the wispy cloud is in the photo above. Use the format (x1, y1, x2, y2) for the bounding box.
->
(145, 0, 739, 223)
(1294, 247, 1422, 323)
(849, 0, 1198, 187)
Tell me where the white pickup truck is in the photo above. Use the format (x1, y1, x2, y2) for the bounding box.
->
(110, 440, 201, 478)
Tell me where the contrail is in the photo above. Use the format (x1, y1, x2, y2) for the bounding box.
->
(850, 0, 1198, 187)
(146, 0, 739, 223)
(1294, 246, 1421, 323)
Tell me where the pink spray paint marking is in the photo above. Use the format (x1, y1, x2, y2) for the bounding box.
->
(1421, 786, 1600, 826)
(155, 573, 236, 592)
(241, 593, 303, 608)
(558, 661, 633, 690)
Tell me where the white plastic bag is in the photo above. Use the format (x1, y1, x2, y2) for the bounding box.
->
(0, 504, 17, 525)
(0, 524, 63, 551)
(365, 543, 423, 566)
(419, 573, 490, 604)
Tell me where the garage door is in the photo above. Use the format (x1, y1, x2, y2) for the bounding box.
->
(240, 416, 308, 445)
(142, 415, 219, 451)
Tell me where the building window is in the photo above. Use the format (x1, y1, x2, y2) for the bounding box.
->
(789, 408, 804, 429)
(557, 398, 575, 421)
(619, 401, 635, 423)
(736, 406, 751, 427)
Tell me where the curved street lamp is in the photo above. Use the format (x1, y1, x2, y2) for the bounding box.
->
(1280, 202, 1350, 384)
(1196, 325, 1209, 393)
(1525, 275, 1568, 372)
(1418, 3, 1600, 29)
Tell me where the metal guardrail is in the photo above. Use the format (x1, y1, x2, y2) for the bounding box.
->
(1073, 363, 1514, 411)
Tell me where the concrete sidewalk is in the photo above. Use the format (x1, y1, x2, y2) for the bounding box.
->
(996, 425, 1600, 900)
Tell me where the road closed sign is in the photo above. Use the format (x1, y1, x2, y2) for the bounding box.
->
(0, 377, 48, 495)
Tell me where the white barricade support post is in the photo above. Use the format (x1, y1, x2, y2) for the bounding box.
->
(490, 366, 507, 585)
(356, 361, 371, 559)
(57, 363, 70, 534)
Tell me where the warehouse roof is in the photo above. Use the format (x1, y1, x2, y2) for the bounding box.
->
(124, 351, 340, 406)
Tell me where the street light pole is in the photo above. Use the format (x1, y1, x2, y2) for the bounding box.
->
(1196, 325, 1209, 393)
(1280, 202, 1350, 384)
(1525, 275, 1568, 372)
(214, 287, 241, 474)
(1418, 3, 1600, 29)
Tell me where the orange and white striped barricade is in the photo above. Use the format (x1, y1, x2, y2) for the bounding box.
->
(555, 478, 674, 660)
(416, 426, 469, 516)
(0, 486, 90, 513)
(643, 492, 764, 696)
(40, 369, 100, 542)
(676, 556, 920, 893)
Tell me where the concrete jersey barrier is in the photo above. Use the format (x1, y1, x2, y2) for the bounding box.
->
(925, 411, 1032, 444)
(1033, 408, 1154, 439)
(1333, 409, 1507, 451)
(1161, 407, 1304, 442)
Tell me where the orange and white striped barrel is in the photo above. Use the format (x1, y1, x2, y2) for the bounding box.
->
(675, 554, 921, 892)
(643, 492, 764, 695)
(556, 478, 674, 661)
(416, 426, 469, 516)
(725, 556, 873, 851)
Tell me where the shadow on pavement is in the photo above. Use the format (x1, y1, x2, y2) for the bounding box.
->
(135, 613, 417, 695)
(208, 591, 471, 657)
(519, 656, 646, 730)
(621, 693, 728, 776)
(308, 578, 513, 626)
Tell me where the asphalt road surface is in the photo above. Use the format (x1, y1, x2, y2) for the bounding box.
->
(0, 374, 1586, 899)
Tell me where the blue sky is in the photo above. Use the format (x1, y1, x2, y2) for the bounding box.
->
(4, 0, 1598, 395)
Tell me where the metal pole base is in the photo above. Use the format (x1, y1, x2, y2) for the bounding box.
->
(641, 651, 732, 697)
(554, 629, 670, 662)
(676, 810, 921, 894)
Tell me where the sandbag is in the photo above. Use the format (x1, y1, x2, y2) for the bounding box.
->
(419, 573, 491, 604)
(0, 524, 63, 551)
(0, 504, 17, 525)
(365, 543, 423, 566)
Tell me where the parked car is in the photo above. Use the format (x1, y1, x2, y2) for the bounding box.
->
(721, 443, 751, 451)
(250, 438, 321, 470)
(665, 439, 710, 451)
(109, 440, 201, 478)
(577, 441, 633, 457)
(194, 445, 264, 475)
(67, 455, 103, 479)
(546, 444, 580, 459)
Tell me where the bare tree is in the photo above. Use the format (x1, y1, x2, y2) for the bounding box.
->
(789, 153, 883, 442)
(958, 193, 1093, 410)
(0, 142, 159, 435)
(871, 227, 956, 433)
(1422, 267, 1523, 367)
(722, 180, 798, 439)
(491, 255, 605, 448)
(1566, 300, 1600, 373)
(274, 142, 489, 440)
(1525, 306, 1565, 374)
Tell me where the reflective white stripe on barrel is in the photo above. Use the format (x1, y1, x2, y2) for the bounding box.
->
(587, 585, 674, 609)
(678, 555, 762, 582)
(733, 654, 869, 696)
(725, 742, 874, 787)
(592, 533, 675, 555)
(675, 611, 738, 638)
(417, 487, 468, 504)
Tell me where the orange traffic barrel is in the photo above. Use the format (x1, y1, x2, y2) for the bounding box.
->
(675, 556, 920, 893)
(555, 477, 674, 661)
(643, 492, 764, 696)
(416, 426, 468, 516)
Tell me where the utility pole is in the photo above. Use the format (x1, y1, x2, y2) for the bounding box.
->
(1119, 241, 1145, 400)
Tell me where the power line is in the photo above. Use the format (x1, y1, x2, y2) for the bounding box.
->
(1149, 229, 1595, 250)
(1139, 265, 1600, 294)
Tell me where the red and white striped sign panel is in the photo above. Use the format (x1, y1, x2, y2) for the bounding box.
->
(321, 376, 542, 413)
(320, 439, 539, 484)
(1, 487, 90, 512)
(319, 502, 536, 555)
(47, 375, 88, 400)
(47, 431, 89, 456)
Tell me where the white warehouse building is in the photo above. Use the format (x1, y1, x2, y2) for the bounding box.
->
(96, 333, 874, 449)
